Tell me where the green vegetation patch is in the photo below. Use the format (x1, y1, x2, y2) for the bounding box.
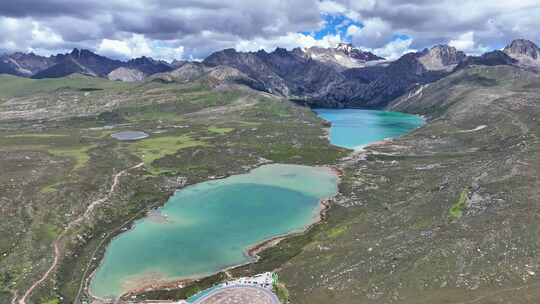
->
(326, 225, 348, 239)
(48, 145, 95, 171)
(32, 223, 61, 242)
(186, 89, 242, 106)
(208, 126, 234, 135)
(5, 133, 68, 138)
(0, 74, 134, 98)
(273, 275, 290, 303)
(122, 104, 185, 123)
(129, 134, 207, 168)
(40, 180, 64, 194)
(449, 188, 469, 220)
(0, 132, 95, 171)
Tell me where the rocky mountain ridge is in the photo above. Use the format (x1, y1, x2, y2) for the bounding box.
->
(1, 39, 538, 107)
(300, 43, 384, 69)
(503, 38, 540, 69)
(0, 49, 176, 79)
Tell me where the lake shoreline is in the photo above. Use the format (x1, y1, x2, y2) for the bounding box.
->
(86, 164, 341, 301)
(108, 165, 343, 301)
(82, 158, 275, 303)
(86, 108, 421, 303)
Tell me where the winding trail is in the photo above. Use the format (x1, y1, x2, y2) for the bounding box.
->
(16, 162, 144, 304)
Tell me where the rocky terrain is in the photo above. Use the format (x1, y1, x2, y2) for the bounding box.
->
(239, 65, 540, 304)
(107, 67, 145, 82)
(0, 71, 348, 304)
(125, 42, 540, 304)
(504, 39, 540, 69)
(3, 38, 540, 304)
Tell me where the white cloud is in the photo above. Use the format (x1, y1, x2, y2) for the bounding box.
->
(449, 31, 489, 55)
(235, 32, 343, 52)
(318, 1, 348, 15)
(0, 17, 66, 53)
(347, 17, 393, 48)
(449, 32, 475, 51)
(97, 34, 184, 61)
(318, 1, 361, 21)
(363, 38, 416, 60)
(31, 21, 64, 46)
(98, 39, 132, 58)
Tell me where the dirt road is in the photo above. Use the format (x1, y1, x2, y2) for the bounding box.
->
(16, 162, 144, 304)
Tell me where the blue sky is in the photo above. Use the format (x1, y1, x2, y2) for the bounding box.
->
(304, 14, 361, 42)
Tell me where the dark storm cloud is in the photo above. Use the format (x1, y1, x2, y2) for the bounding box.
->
(0, 0, 114, 18)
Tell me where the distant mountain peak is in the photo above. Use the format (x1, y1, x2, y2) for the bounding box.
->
(504, 39, 540, 62)
(301, 43, 383, 69)
(417, 44, 466, 71)
(336, 42, 354, 53)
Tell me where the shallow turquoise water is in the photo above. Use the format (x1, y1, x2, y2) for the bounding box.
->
(314, 109, 424, 149)
(90, 164, 338, 298)
(91, 109, 423, 298)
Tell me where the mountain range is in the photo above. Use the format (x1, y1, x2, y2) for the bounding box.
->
(1, 39, 539, 108)
(0, 48, 175, 80)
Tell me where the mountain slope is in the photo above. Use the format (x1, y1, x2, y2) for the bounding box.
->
(277, 64, 540, 304)
(0, 52, 57, 77)
(3, 40, 537, 108)
(347, 45, 467, 107)
(0, 49, 174, 79)
(203, 44, 469, 108)
(126, 56, 173, 75)
(32, 49, 123, 79)
(503, 39, 540, 68)
(150, 62, 266, 91)
(456, 50, 517, 71)
(32, 56, 97, 79)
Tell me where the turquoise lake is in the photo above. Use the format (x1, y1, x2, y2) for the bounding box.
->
(90, 164, 338, 298)
(314, 109, 424, 149)
(90, 108, 424, 298)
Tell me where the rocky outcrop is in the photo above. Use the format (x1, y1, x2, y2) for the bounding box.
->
(108, 67, 145, 82)
(204, 48, 290, 95)
(457, 50, 517, 70)
(503, 39, 540, 67)
(150, 62, 265, 90)
(151, 62, 207, 83)
(417, 45, 466, 71)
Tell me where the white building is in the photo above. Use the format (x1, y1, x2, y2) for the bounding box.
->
(222, 272, 274, 289)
